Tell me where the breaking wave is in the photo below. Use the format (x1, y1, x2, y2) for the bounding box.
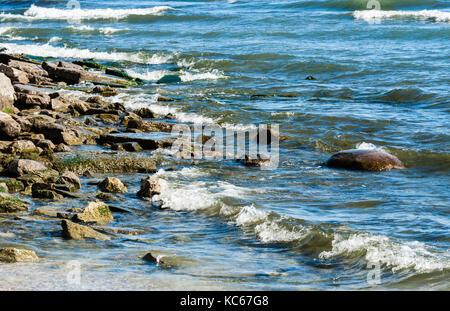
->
(353, 9, 450, 23)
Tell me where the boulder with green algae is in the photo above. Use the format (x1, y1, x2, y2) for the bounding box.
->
(54, 152, 157, 174)
(0, 193, 29, 213)
(0, 248, 39, 263)
(72, 201, 113, 224)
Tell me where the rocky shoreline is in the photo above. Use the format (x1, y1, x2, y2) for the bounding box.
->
(0, 53, 184, 263)
(0, 52, 406, 265)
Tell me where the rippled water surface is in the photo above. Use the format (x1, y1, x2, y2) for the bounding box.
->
(0, 0, 449, 290)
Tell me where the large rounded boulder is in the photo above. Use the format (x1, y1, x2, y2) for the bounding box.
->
(325, 149, 405, 172)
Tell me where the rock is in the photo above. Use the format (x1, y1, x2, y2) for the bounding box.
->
(127, 119, 173, 133)
(43, 61, 132, 86)
(157, 95, 174, 102)
(97, 113, 119, 124)
(61, 219, 110, 240)
(112, 142, 143, 152)
(157, 75, 181, 84)
(57, 171, 81, 190)
(6, 140, 39, 154)
(0, 73, 15, 110)
(324, 149, 405, 171)
(0, 248, 38, 263)
(142, 252, 167, 266)
(237, 154, 271, 167)
(135, 108, 157, 119)
(306, 75, 316, 80)
(0, 111, 21, 140)
(0, 63, 29, 84)
(92, 86, 118, 97)
(137, 176, 161, 199)
(54, 143, 71, 153)
(98, 134, 159, 150)
(84, 117, 99, 126)
(54, 152, 157, 174)
(72, 201, 113, 224)
(32, 187, 64, 200)
(98, 177, 127, 193)
(0, 193, 29, 213)
(0, 182, 8, 193)
(120, 112, 141, 126)
(96, 192, 115, 201)
(5, 159, 48, 177)
(15, 92, 51, 109)
(164, 113, 176, 120)
(36, 139, 56, 151)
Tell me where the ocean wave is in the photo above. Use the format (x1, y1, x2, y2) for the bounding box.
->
(0, 43, 170, 64)
(146, 169, 450, 274)
(353, 9, 450, 23)
(125, 68, 227, 82)
(0, 4, 173, 21)
(319, 233, 450, 273)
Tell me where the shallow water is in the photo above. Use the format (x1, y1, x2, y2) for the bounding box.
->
(0, 0, 449, 290)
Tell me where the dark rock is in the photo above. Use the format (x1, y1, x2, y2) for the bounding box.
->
(127, 119, 173, 133)
(135, 108, 157, 119)
(98, 134, 159, 150)
(324, 149, 405, 171)
(157, 75, 181, 84)
(137, 176, 161, 199)
(237, 154, 271, 167)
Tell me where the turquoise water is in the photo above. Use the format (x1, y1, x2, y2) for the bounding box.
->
(0, 0, 449, 290)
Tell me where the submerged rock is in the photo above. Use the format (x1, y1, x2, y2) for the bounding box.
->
(137, 176, 161, 199)
(0, 248, 39, 263)
(325, 149, 405, 171)
(61, 219, 110, 240)
(0, 193, 29, 213)
(237, 154, 271, 167)
(157, 75, 181, 84)
(72, 201, 114, 224)
(98, 177, 127, 193)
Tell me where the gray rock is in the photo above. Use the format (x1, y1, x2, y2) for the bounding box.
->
(5, 159, 49, 177)
(57, 171, 81, 190)
(0, 111, 21, 140)
(98, 177, 127, 193)
(72, 201, 114, 224)
(0, 73, 15, 110)
(61, 219, 110, 240)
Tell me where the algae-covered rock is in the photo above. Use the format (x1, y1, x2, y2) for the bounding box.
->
(157, 75, 181, 84)
(54, 152, 157, 174)
(0, 248, 39, 263)
(72, 201, 113, 224)
(0, 193, 29, 213)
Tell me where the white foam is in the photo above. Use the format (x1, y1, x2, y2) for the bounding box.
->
(355, 142, 387, 152)
(0, 43, 169, 64)
(235, 205, 268, 226)
(255, 221, 307, 243)
(353, 10, 450, 23)
(179, 70, 227, 82)
(48, 36, 62, 43)
(0, 5, 173, 21)
(319, 233, 449, 273)
(69, 25, 129, 35)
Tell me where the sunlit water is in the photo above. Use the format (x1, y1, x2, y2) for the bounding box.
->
(0, 0, 449, 290)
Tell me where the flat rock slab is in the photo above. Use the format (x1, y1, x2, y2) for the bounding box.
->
(325, 149, 405, 171)
(61, 219, 110, 240)
(0, 248, 39, 263)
